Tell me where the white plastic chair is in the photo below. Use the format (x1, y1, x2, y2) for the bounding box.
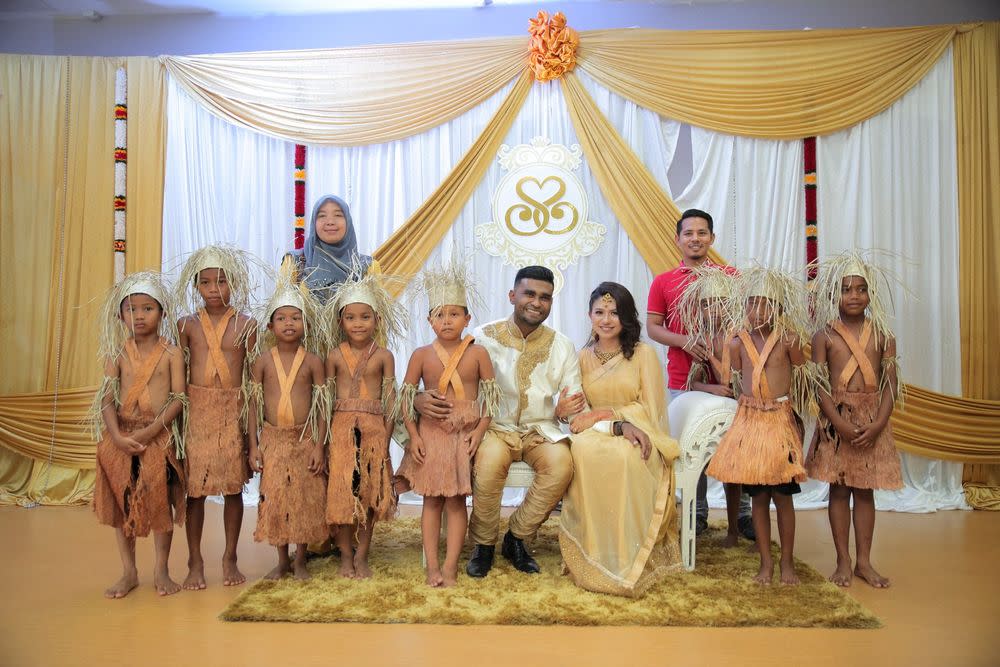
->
(668, 391, 737, 571)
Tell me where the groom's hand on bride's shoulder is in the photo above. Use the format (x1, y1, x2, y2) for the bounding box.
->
(414, 390, 452, 419)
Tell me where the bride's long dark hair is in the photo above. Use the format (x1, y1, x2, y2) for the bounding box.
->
(588, 281, 641, 360)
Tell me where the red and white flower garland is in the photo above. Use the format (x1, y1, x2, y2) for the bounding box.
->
(114, 67, 127, 282)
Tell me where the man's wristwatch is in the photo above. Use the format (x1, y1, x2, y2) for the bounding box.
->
(613, 420, 625, 437)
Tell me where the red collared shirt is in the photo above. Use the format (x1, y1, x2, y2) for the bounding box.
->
(647, 261, 736, 389)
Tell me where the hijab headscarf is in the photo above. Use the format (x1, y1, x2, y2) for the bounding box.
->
(296, 194, 372, 303)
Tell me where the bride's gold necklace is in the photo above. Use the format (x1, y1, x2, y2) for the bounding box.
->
(594, 346, 622, 365)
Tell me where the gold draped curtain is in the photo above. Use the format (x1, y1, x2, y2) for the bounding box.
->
(0, 55, 165, 505)
(2, 23, 997, 505)
(574, 25, 961, 139)
(161, 37, 527, 146)
(954, 23, 1000, 508)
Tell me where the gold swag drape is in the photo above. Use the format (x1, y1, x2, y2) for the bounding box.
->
(163, 25, 966, 143)
(161, 37, 527, 146)
(575, 25, 961, 139)
(0, 55, 166, 505)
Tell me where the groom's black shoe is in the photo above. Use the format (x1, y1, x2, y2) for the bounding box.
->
(501, 530, 540, 574)
(466, 544, 495, 578)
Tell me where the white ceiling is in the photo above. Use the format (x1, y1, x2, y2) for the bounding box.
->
(1, 0, 743, 20)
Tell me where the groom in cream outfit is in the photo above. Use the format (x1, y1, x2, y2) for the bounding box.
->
(415, 266, 585, 576)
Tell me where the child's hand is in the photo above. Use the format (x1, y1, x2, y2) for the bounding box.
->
(466, 432, 484, 458)
(130, 425, 156, 446)
(852, 421, 885, 448)
(308, 444, 326, 476)
(248, 445, 262, 473)
(112, 433, 146, 455)
(705, 384, 734, 398)
(411, 436, 426, 465)
(832, 417, 858, 445)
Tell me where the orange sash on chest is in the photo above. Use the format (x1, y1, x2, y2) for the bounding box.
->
(832, 320, 878, 392)
(433, 335, 475, 399)
(738, 330, 779, 400)
(339, 342, 376, 400)
(121, 338, 168, 416)
(198, 308, 236, 388)
(271, 346, 305, 427)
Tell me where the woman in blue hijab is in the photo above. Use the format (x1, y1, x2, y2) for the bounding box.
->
(293, 194, 373, 304)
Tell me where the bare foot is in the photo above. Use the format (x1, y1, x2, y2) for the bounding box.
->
(753, 560, 773, 585)
(154, 570, 182, 596)
(779, 560, 800, 586)
(722, 532, 740, 548)
(293, 560, 311, 581)
(104, 571, 139, 599)
(338, 552, 356, 579)
(222, 558, 246, 586)
(855, 562, 890, 588)
(829, 558, 853, 587)
(441, 564, 459, 588)
(425, 568, 444, 587)
(183, 562, 206, 591)
(264, 562, 291, 580)
(353, 554, 372, 579)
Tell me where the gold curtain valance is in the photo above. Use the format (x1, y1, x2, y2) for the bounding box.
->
(576, 25, 963, 139)
(161, 37, 526, 146)
(161, 24, 969, 144)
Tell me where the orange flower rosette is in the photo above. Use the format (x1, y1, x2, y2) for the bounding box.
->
(528, 11, 579, 82)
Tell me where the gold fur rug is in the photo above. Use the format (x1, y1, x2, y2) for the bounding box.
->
(221, 518, 880, 628)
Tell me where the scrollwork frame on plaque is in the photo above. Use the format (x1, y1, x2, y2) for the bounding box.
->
(475, 137, 605, 292)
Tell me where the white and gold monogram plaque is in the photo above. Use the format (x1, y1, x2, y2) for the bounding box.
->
(475, 137, 605, 293)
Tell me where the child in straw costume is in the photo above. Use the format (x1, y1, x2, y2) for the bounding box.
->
(806, 250, 903, 589)
(246, 261, 330, 581)
(677, 265, 749, 548)
(395, 262, 501, 587)
(174, 245, 258, 590)
(324, 266, 406, 579)
(91, 272, 188, 599)
(705, 265, 825, 586)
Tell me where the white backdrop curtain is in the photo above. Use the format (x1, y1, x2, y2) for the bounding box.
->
(161, 49, 966, 512)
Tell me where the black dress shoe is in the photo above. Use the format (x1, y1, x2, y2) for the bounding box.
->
(466, 544, 495, 578)
(501, 530, 540, 574)
(737, 514, 756, 541)
(695, 515, 709, 536)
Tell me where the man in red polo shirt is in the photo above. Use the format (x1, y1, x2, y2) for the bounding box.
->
(647, 209, 752, 538)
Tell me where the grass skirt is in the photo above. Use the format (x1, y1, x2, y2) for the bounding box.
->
(94, 414, 185, 537)
(395, 399, 478, 498)
(706, 395, 806, 486)
(327, 399, 396, 525)
(805, 389, 903, 490)
(254, 423, 329, 546)
(185, 384, 250, 497)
